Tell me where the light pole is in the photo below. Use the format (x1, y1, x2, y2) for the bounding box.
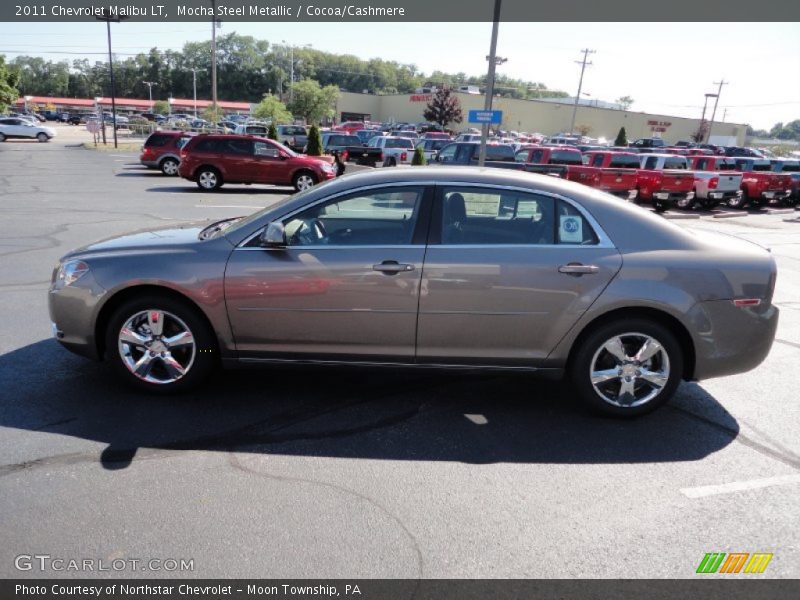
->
(94, 96, 106, 145)
(95, 12, 128, 149)
(23, 95, 32, 113)
(143, 81, 156, 103)
(478, 0, 504, 167)
(282, 41, 312, 104)
(190, 68, 199, 117)
(210, 0, 220, 116)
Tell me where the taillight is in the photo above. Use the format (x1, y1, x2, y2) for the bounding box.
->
(341, 150, 349, 162)
(379, 151, 384, 162)
(709, 177, 719, 189)
(400, 152, 407, 162)
(733, 298, 761, 307)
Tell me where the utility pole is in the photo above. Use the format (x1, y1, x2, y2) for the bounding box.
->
(190, 68, 199, 117)
(569, 48, 595, 135)
(706, 79, 728, 143)
(210, 0, 218, 117)
(96, 12, 128, 149)
(722, 107, 728, 122)
(143, 81, 156, 102)
(478, 0, 503, 167)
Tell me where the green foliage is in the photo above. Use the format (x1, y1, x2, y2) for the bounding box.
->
(201, 103, 222, 122)
(411, 146, 427, 166)
(0, 56, 20, 112)
(615, 96, 634, 110)
(253, 93, 292, 124)
(268, 122, 278, 140)
(423, 87, 463, 128)
(288, 80, 339, 124)
(690, 121, 709, 143)
(614, 127, 627, 146)
(152, 100, 170, 115)
(306, 124, 322, 156)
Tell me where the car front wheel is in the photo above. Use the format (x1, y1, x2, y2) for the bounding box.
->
(37, 132, 49, 142)
(0, 133, 5, 142)
(293, 171, 317, 192)
(160, 157, 179, 176)
(105, 295, 216, 393)
(570, 319, 683, 417)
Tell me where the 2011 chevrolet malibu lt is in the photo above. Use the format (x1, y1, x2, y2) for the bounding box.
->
(48, 167, 779, 416)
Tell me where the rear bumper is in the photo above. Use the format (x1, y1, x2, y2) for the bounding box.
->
(653, 190, 693, 203)
(760, 190, 791, 200)
(689, 299, 779, 381)
(140, 159, 158, 168)
(707, 190, 740, 200)
(604, 189, 638, 201)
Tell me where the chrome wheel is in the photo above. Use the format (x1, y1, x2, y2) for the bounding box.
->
(117, 310, 196, 385)
(198, 170, 218, 189)
(295, 174, 315, 191)
(589, 332, 670, 408)
(161, 159, 179, 175)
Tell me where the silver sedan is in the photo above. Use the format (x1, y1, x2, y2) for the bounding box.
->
(48, 167, 779, 416)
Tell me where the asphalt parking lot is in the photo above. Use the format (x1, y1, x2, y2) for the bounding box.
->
(1, 126, 799, 579)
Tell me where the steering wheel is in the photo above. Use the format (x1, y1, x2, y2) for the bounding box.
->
(291, 218, 327, 245)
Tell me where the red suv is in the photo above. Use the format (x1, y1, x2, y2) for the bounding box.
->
(178, 135, 336, 192)
(140, 131, 195, 176)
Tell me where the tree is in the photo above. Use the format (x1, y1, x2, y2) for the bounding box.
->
(267, 122, 278, 140)
(201, 103, 223, 122)
(614, 127, 627, 146)
(615, 96, 634, 110)
(423, 87, 463, 129)
(690, 121, 709, 143)
(152, 100, 170, 115)
(288, 80, 339, 124)
(411, 146, 427, 166)
(575, 124, 592, 137)
(253, 93, 293, 124)
(0, 56, 20, 113)
(306, 124, 322, 156)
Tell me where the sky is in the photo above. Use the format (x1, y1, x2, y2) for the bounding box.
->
(0, 21, 798, 130)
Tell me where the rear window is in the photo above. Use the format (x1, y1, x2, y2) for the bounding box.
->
(280, 126, 306, 135)
(780, 163, 800, 172)
(664, 157, 688, 169)
(244, 126, 268, 135)
(608, 155, 640, 168)
(328, 135, 360, 146)
(385, 138, 413, 149)
(145, 134, 172, 147)
(752, 161, 772, 171)
(718, 160, 737, 171)
(485, 145, 515, 160)
(549, 150, 583, 165)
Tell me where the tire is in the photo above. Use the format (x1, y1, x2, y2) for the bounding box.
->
(728, 189, 747, 209)
(104, 294, 217, 394)
(569, 318, 684, 417)
(196, 167, 223, 191)
(0, 133, 5, 142)
(293, 170, 317, 192)
(37, 132, 49, 143)
(676, 192, 696, 210)
(159, 157, 180, 176)
(654, 201, 668, 213)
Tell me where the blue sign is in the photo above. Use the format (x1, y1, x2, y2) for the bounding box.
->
(468, 110, 503, 124)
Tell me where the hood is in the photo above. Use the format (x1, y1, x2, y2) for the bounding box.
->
(61, 220, 226, 260)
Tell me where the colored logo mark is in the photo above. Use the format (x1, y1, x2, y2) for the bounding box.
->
(696, 552, 773, 574)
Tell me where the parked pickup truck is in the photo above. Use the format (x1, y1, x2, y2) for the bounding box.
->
(636, 154, 695, 212)
(318, 133, 382, 167)
(276, 125, 308, 152)
(514, 146, 599, 184)
(367, 135, 417, 166)
(686, 155, 743, 209)
(730, 158, 792, 208)
(431, 142, 567, 177)
(581, 151, 640, 200)
(769, 159, 800, 206)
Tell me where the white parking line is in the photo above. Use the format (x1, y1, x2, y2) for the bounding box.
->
(680, 474, 800, 498)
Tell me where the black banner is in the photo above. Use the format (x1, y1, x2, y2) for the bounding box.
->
(2, 0, 800, 22)
(4, 579, 800, 600)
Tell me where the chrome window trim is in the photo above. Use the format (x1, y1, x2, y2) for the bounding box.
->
(236, 180, 616, 250)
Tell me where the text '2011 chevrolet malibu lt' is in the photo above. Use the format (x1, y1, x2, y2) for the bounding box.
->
(49, 167, 778, 416)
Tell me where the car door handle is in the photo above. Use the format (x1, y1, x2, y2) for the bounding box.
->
(558, 263, 599, 275)
(373, 261, 415, 274)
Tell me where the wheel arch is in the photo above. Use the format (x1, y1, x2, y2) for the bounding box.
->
(566, 306, 696, 381)
(193, 163, 223, 182)
(94, 284, 219, 361)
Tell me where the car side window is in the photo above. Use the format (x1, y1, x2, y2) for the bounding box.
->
(438, 144, 458, 162)
(254, 141, 280, 158)
(645, 157, 658, 169)
(223, 139, 253, 155)
(592, 154, 604, 167)
(283, 187, 425, 247)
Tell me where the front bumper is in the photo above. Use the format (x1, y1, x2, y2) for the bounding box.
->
(689, 299, 779, 381)
(48, 272, 107, 361)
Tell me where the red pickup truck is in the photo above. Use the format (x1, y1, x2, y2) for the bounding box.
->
(730, 158, 792, 208)
(515, 146, 599, 185)
(636, 154, 695, 212)
(583, 151, 640, 200)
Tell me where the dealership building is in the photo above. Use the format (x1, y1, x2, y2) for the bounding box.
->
(16, 91, 746, 145)
(335, 91, 746, 145)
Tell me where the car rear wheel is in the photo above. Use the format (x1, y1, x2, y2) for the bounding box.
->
(728, 189, 747, 209)
(196, 167, 222, 191)
(293, 171, 317, 192)
(0, 133, 5, 142)
(653, 201, 668, 213)
(36, 132, 49, 142)
(160, 157, 179, 176)
(570, 319, 683, 417)
(383, 157, 397, 167)
(105, 295, 217, 393)
(676, 192, 696, 210)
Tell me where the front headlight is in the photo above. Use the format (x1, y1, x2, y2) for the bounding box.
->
(321, 164, 334, 173)
(57, 260, 90, 286)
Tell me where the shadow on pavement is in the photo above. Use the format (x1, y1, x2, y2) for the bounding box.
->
(145, 186, 291, 195)
(0, 339, 739, 472)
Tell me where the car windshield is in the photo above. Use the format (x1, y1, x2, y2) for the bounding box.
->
(608, 155, 640, 168)
(282, 126, 307, 135)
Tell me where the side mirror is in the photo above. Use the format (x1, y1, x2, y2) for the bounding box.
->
(260, 221, 287, 247)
